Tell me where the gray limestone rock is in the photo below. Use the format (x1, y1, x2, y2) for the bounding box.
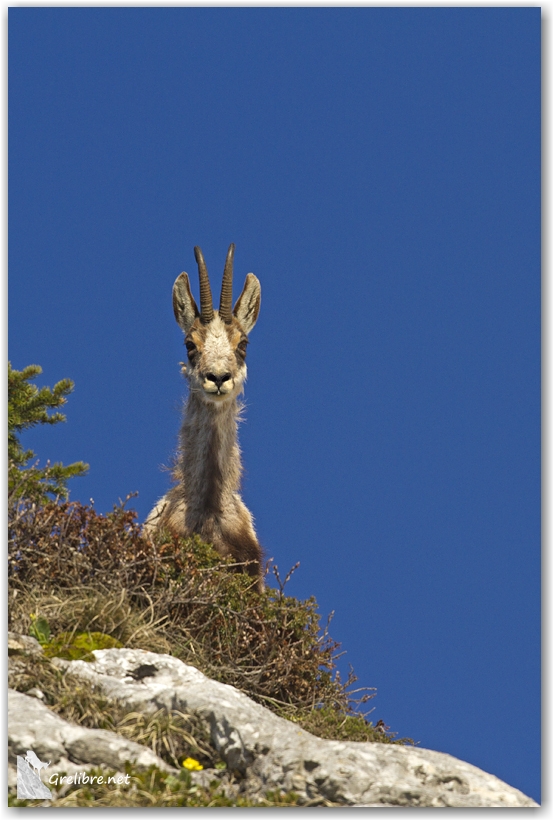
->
(8, 687, 174, 792)
(50, 647, 537, 808)
(8, 631, 43, 657)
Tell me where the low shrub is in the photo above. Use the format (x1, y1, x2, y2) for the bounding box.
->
(9, 498, 375, 718)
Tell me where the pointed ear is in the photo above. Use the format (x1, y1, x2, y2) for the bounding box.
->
(233, 273, 261, 334)
(173, 272, 199, 332)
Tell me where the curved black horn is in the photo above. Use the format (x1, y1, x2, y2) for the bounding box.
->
(194, 246, 213, 324)
(219, 243, 235, 323)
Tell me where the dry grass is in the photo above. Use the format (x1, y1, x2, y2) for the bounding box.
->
(9, 497, 413, 746)
(8, 652, 220, 769)
(9, 766, 306, 808)
(9, 498, 372, 715)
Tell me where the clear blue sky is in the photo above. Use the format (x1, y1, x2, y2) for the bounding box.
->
(9, 7, 540, 803)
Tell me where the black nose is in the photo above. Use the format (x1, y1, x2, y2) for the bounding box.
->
(206, 372, 232, 388)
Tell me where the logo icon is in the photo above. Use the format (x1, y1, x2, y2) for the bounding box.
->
(17, 750, 52, 799)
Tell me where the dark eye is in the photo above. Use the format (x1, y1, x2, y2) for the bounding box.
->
(237, 339, 248, 358)
(185, 340, 197, 357)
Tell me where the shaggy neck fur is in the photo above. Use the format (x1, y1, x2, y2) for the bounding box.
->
(179, 392, 242, 532)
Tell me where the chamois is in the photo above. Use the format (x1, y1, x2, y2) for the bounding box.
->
(145, 244, 263, 591)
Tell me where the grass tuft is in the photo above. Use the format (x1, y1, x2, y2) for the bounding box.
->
(8, 497, 415, 806)
(9, 498, 377, 716)
(8, 764, 304, 807)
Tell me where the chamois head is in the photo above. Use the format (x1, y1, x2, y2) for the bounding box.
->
(172, 244, 261, 405)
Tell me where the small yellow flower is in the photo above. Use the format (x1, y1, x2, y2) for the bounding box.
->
(182, 757, 203, 771)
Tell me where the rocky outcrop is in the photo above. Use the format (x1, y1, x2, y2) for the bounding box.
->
(8, 688, 173, 793)
(8, 643, 538, 807)
(60, 650, 540, 805)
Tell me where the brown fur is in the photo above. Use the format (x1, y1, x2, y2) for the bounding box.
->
(145, 246, 263, 591)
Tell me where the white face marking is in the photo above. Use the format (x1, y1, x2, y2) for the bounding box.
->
(187, 314, 247, 404)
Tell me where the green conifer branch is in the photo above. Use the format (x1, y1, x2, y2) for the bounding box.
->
(8, 362, 89, 503)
